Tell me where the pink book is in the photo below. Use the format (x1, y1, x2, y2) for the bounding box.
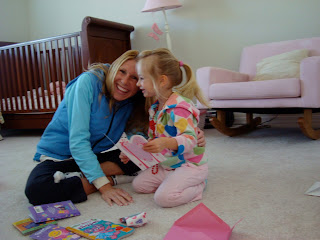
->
(116, 135, 166, 170)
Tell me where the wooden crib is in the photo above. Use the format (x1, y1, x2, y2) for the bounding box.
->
(0, 16, 134, 129)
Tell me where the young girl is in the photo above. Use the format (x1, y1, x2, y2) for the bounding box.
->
(128, 48, 209, 208)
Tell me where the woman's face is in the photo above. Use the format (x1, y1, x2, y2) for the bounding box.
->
(113, 59, 139, 101)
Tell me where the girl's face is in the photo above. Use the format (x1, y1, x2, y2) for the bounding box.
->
(113, 59, 139, 101)
(136, 61, 156, 98)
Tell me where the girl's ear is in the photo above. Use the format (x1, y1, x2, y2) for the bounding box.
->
(159, 75, 170, 88)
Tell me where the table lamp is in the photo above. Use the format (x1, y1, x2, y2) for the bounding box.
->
(142, 0, 182, 51)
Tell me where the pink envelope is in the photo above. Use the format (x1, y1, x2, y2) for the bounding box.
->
(164, 203, 240, 240)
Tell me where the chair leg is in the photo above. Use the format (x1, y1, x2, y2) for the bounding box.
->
(298, 109, 320, 140)
(210, 110, 261, 136)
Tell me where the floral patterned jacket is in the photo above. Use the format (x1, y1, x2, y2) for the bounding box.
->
(148, 92, 207, 169)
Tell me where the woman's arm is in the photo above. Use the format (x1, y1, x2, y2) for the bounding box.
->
(66, 73, 132, 206)
(66, 73, 108, 186)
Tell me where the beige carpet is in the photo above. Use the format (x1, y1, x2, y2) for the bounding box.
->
(0, 123, 319, 240)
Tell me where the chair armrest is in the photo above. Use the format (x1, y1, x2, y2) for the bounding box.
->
(300, 56, 320, 108)
(196, 67, 249, 108)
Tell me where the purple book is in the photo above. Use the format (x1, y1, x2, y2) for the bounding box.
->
(30, 224, 81, 240)
(28, 200, 81, 223)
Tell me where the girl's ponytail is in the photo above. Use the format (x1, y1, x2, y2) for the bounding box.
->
(175, 63, 210, 108)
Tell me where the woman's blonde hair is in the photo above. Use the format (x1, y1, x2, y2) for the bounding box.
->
(88, 50, 149, 134)
(137, 48, 209, 108)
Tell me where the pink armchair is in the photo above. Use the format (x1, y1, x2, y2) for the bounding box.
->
(197, 37, 320, 139)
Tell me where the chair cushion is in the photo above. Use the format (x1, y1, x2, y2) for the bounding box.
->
(210, 78, 300, 100)
(253, 49, 309, 81)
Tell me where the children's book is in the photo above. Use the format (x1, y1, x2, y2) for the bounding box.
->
(12, 218, 57, 235)
(66, 219, 135, 240)
(30, 224, 81, 240)
(116, 135, 166, 170)
(28, 200, 81, 223)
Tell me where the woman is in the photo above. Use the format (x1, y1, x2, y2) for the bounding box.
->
(25, 50, 205, 207)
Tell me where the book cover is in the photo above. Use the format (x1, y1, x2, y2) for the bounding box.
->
(66, 219, 135, 240)
(30, 224, 81, 240)
(28, 200, 81, 223)
(12, 218, 57, 235)
(116, 135, 166, 170)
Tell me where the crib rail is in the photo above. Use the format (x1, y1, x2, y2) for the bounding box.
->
(0, 32, 83, 114)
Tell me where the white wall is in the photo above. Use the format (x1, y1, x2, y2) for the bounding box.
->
(1, 0, 320, 72)
(0, 0, 29, 42)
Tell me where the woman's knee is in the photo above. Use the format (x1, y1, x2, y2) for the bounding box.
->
(25, 179, 48, 205)
(25, 168, 58, 205)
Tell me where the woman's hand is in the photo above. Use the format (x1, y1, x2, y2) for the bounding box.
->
(196, 127, 206, 147)
(119, 151, 130, 164)
(99, 183, 133, 206)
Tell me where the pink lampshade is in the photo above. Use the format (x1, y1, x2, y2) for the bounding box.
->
(142, 0, 182, 12)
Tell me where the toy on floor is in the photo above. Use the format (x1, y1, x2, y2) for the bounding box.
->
(119, 212, 147, 228)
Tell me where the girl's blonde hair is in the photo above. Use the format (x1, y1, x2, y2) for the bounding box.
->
(88, 50, 149, 134)
(137, 48, 209, 108)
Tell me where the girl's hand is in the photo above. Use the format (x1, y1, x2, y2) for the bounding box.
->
(143, 138, 167, 153)
(196, 127, 206, 147)
(99, 183, 133, 206)
(119, 151, 130, 164)
(143, 137, 178, 153)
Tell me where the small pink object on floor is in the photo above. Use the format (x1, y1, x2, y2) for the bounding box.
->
(119, 212, 147, 228)
(164, 203, 241, 240)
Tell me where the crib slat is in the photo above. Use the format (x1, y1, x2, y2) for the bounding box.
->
(67, 37, 76, 79)
(9, 48, 22, 111)
(14, 48, 24, 101)
(61, 38, 69, 85)
(25, 45, 36, 110)
(30, 44, 42, 110)
(42, 42, 53, 109)
(55, 39, 64, 98)
(76, 35, 83, 73)
(4, 49, 15, 112)
(48, 41, 59, 109)
(0, 50, 9, 112)
(73, 36, 81, 75)
(36, 43, 46, 110)
(19, 46, 29, 111)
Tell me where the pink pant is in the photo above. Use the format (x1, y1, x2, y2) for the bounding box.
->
(132, 162, 208, 208)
